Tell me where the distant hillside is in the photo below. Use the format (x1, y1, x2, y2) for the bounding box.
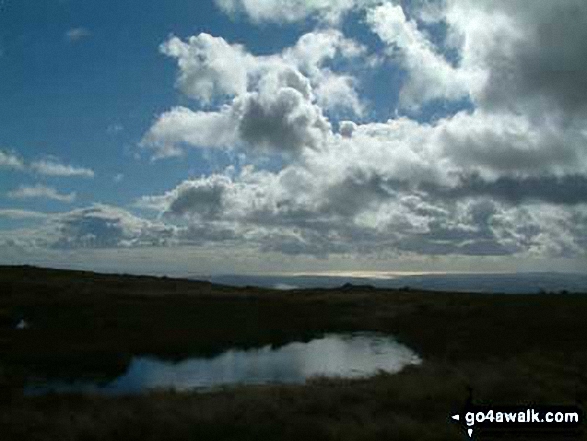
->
(2, 265, 586, 295)
(210, 272, 587, 294)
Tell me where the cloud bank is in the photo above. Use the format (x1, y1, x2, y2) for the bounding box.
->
(3, 0, 587, 269)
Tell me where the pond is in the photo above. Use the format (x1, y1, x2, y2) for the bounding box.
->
(25, 333, 421, 395)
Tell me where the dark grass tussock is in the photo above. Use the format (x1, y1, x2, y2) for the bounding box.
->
(2, 265, 587, 440)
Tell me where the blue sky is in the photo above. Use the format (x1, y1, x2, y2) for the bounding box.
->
(1, 0, 587, 275)
(0, 0, 401, 210)
(1, 0, 260, 206)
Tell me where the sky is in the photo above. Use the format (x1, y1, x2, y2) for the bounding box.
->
(1, 0, 587, 276)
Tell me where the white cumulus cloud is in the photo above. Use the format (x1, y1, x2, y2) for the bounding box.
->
(215, 0, 381, 24)
(8, 185, 77, 203)
(0, 150, 25, 170)
(30, 159, 95, 178)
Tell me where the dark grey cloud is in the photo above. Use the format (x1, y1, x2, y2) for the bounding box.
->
(439, 114, 582, 174)
(177, 224, 239, 245)
(446, 0, 587, 120)
(321, 171, 404, 216)
(132, 162, 587, 260)
(258, 231, 350, 257)
(235, 87, 330, 153)
(51, 205, 176, 249)
(481, 1, 587, 117)
(166, 178, 228, 218)
(396, 236, 517, 256)
(425, 174, 587, 205)
(393, 199, 519, 257)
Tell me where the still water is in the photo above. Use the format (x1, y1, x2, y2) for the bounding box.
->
(26, 333, 421, 395)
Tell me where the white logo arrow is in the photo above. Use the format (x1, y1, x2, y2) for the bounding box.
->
(451, 414, 459, 421)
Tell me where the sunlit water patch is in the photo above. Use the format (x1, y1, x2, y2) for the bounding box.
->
(25, 333, 421, 395)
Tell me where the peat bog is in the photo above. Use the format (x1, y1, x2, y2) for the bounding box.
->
(2, 266, 587, 440)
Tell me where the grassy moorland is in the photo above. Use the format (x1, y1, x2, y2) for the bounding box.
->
(1, 265, 587, 440)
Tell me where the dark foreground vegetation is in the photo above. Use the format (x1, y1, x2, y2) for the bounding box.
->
(2, 265, 587, 440)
